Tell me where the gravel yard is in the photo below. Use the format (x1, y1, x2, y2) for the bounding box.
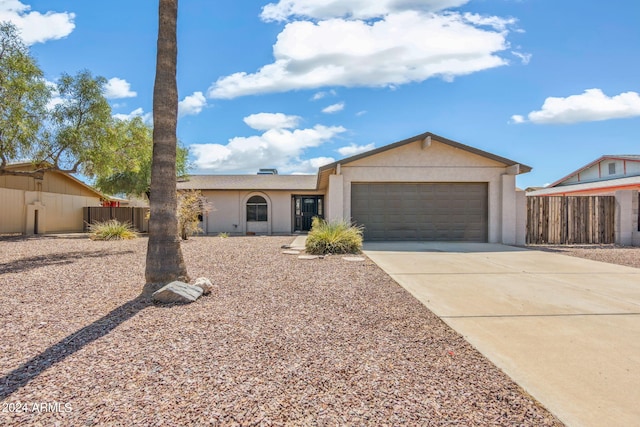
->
(530, 244, 640, 269)
(0, 235, 561, 426)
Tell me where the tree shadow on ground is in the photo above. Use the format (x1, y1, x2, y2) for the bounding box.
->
(0, 294, 151, 400)
(0, 250, 134, 274)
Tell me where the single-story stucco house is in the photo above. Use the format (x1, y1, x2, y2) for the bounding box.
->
(178, 132, 532, 244)
(0, 163, 106, 235)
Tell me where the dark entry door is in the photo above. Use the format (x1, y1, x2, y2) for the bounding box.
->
(294, 196, 323, 231)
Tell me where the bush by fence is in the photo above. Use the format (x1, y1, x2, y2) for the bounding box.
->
(83, 207, 148, 233)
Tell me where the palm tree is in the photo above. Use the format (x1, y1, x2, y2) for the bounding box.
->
(145, 0, 188, 293)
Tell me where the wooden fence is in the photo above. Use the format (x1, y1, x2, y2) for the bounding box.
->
(526, 196, 615, 244)
(83, 207, 149, 232)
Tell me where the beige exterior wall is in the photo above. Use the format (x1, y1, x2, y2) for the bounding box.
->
(615, 190, 640, 246)
(200, 189, 323, 235)
(515, 190, 527, 246)
(633, 191, 640, 246)
(326, 174, 344, 222)
(0, 188, 25, 233)
(327, 139, 521, 244)
(0, 188, 101, 234)
(1, 170, 103, 234)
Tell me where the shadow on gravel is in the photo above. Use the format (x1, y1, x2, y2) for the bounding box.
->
(0, 294, 150, 400)
(0, 250, 134, 274)
(0, 234, 89, 242)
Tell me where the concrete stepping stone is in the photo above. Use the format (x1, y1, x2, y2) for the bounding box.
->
(298, 255, 320, 260)
(282, 250, 301, 255)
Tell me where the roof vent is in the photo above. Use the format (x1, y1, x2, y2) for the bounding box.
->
(257, 168, 278, 175)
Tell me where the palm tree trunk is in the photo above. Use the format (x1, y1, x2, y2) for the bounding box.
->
(145, 0, 188, 293)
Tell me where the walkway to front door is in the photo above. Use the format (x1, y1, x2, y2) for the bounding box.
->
(294, 195, 323, 232)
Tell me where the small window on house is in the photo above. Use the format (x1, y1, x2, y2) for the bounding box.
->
(608, 163, 616, 175)
(246, 195, 267, 221)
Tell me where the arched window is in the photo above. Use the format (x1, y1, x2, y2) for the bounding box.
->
(246, 195, 267, 222)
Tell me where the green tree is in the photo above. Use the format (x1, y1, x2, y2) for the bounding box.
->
(39, 70, 124, 177)
(95, 118, 189, 199)
(0, 22, 49, 170)
(144, 0, 188, 290)
(0, 23, 147, 180)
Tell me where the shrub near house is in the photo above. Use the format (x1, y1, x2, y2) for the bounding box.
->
(305, 217, 364, 255)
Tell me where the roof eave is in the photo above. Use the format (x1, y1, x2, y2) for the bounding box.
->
(318, 131, 532, 174)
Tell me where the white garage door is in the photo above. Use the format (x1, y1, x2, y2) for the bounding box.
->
(351, 183, 488, 241)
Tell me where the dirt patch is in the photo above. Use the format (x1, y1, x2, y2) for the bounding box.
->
(1, 235, 562, 426)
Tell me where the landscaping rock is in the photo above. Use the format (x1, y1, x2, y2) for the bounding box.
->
(342, 256, 365, 262)
(193, 277, 213, 295)
(152, 281, 203, 304)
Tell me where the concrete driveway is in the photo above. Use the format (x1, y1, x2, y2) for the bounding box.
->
(363, 242, 640, 427)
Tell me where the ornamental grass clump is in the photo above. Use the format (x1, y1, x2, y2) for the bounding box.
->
(88, 219, 137, 241)
(305, 217, 364, 255)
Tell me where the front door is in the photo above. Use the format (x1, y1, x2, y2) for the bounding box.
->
(294, 196, 323, 232)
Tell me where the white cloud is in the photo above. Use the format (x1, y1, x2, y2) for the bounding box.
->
(243, 112, 301, 130)
(512, 51, 532, 65)
(462, 13, 517, 32)
(355, 110, 367, 117)
(113, 107, 152, 123)
(510, 114, 525, 124)
(0, 0, 75, 45)
(512, 89, 640, 124)
(178, 91, 207, 117)
(322, 102, 344, 114)
(104, 78, 137, 99)
(285, 156, 335, 174)
(260, 0, 469, 21)
(190, 114, 346, 173)
(337, 143, 375, 157)
(209, 11, 513, 99)
(311, 89, 336, 101)
(44, 79, 62, 111)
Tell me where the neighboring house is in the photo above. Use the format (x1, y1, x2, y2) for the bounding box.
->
(178, 132, 531, 244)
(0, 163, 106, 235)
(528, 155, 640, 196)
(527, 155, 640, 246)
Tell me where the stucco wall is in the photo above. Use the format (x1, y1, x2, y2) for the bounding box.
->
(328, 140, 520, 244)
(200, 189, 323, 235)
(616, 189, 640, 246)
(0, 188, 101, 234)
(0, 188, 25, 233)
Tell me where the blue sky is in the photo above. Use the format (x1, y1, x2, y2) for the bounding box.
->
(4, 0, 640, 188)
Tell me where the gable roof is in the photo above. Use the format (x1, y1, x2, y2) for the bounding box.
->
(548, 155, 640, 187)
(178, 132, 532, 192)
(177, 174, 318, 191)
(4, 162, 108, 200)
(317, 131, 531, 189)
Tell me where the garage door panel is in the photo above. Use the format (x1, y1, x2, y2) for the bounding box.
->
(351, 183, 487, 242)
